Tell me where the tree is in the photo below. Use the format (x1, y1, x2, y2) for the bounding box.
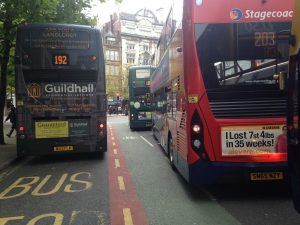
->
(0, 0, 122, 144)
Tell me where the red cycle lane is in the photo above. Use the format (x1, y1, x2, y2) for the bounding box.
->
(108, 125, 148, 225)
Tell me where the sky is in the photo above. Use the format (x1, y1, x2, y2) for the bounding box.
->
(92, 0, 173, 26)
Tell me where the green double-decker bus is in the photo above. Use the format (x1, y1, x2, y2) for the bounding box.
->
(15, 24, 107, 156)
(128, 65, 155, 130)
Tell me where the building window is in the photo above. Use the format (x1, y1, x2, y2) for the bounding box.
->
(106, 50, 110, 60)
(143, 59, 150, 65)
(126, 54, 135, 64)
(112, 66, 119, 75)
(127, 44, 135, 50)
(143, 45, 149, 51)
(106, 65, 120, 75)
(105, 50, 119, 61)
(110, 51, 114, 60)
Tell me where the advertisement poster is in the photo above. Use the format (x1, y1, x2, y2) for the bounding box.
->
(25, 82, 97, 114)
(35, 121, 68, 139)
(221, 125, 287, 155)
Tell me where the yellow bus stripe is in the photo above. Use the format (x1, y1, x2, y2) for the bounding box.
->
(115, 159, 120, 168)
(123, 208, 134, 225)
(118, 176, 125, 190)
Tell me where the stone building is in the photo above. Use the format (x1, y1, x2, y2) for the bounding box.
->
(102, 14, 122, 100)
(102, 9, 163, 99)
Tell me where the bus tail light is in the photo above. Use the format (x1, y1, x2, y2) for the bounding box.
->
(18, 126, 25, 139)
(98, 122, 106, 137)
(192, 124, 201, 133)
(191, 111, 208, 160)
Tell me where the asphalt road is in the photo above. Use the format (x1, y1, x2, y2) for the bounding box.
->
(0, 153, 109, 224)
(0, 114, 299, 225)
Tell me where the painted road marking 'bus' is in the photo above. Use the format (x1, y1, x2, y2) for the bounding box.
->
(0, 211, 106, 225)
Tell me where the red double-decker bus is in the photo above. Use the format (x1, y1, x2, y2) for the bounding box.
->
(151, 0, 295, 184)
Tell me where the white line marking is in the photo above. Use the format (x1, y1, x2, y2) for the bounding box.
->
(140, 136, 154, 147)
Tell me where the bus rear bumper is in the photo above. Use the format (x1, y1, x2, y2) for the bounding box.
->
(189, 160, 288, 185)
(17, 137, 107, 156)
(129, 120, 153, 130)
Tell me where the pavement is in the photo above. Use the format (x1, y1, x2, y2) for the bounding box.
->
(0, 122, 17, 171)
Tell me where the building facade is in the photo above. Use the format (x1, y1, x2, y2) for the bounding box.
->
(102, 14, 122, 100)
(102, 9, 163, 99)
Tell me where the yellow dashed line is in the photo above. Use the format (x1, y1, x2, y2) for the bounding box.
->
(113, 149, 118, 154)
(112, 137, 115, 140)
(118, 176, 125, 190)
(115, 159, 120, 168)
(113, 142, 116, 146)
(123, 208, 134, 225)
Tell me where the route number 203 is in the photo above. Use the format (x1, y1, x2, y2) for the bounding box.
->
(255, 32, 276, 47)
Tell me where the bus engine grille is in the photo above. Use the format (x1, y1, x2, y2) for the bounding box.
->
(209, 98, 297, 119)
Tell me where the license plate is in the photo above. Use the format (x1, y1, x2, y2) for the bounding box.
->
(53, 146, 74, 152)
(250, 172, 284, 181)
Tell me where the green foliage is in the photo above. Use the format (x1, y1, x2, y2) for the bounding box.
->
(54, 0, 97, 25)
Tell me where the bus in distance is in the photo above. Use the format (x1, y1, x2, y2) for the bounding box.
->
(128, 65, 155, 130)
(15, 24, 107, 156)
(151, 0, 294, 184)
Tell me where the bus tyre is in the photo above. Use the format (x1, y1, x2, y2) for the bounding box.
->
(168, 137, 176, 171)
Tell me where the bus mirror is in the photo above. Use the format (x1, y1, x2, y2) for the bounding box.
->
(273, 72, 287, 91)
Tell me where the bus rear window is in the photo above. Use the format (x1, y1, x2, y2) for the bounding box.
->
(195, 22, 291, 89)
